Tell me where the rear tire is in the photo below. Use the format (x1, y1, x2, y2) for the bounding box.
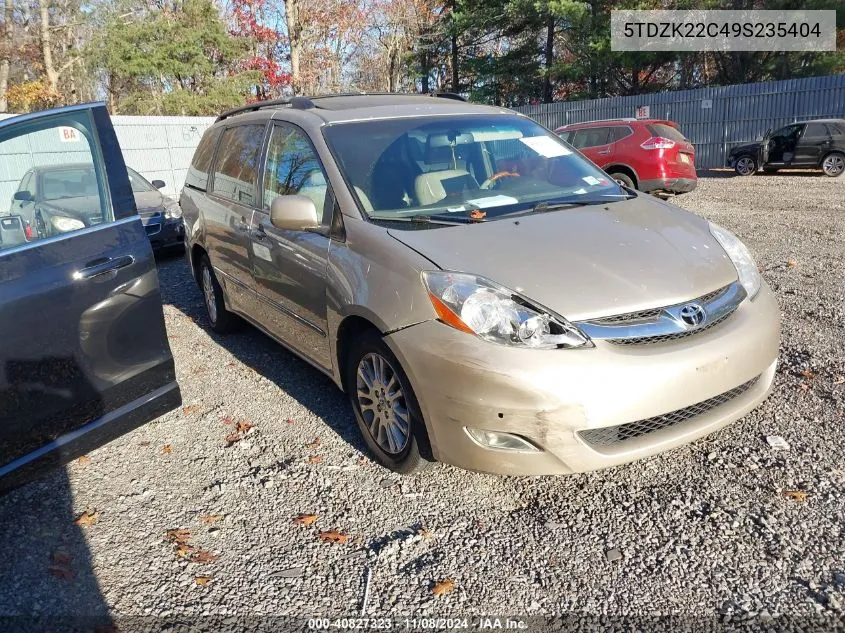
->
(609, 172, 635, 189)
(821, 152, 845, 177)
(198, 254, 240, 334)
(345, 330, 431, 474)
(734, 155, 757, 176)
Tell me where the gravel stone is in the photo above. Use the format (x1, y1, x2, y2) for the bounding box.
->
(0, 173, 842, 622)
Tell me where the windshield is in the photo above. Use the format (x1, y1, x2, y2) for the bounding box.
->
(323, 114, 627, 222)
(128, 169, 156, 193)
(41, 168, 99, 201)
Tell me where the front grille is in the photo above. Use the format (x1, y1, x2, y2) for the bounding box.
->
(607, 311, 732, 345)
(577, 376, 759, 448)
(591, 285, 729, 328)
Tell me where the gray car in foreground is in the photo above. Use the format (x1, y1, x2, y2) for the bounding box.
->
(0, 104, 181, 492)
(182, 93, 780, 476)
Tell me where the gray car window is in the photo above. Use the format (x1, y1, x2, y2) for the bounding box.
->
(185, 127, 220, 192)
(211, 124, 265, 206)
(804, 122, 828, 137)
(0, 114, 111, 251)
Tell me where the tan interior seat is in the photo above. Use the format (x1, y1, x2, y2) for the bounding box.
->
(414, 169, 471, 206)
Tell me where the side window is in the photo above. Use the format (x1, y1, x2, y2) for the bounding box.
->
(804, 122, 828, 137)
(184, 128, 220, 192)
(572, 127, 610, 149)
(211, 124, 265, 206)
(825, 123, 843, 137)
(612, 126, 634, 142)
(0, 111, 111, 252)
(263, 124, 331, 224)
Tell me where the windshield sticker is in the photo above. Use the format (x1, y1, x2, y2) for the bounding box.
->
(519, 136, 572, 157)
(465, 195, 520, 209)
(446, 206, 467, 213)
(582, 176, 601, 185)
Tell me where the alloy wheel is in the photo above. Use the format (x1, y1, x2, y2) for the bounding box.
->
(736, 157, 755, 176)
(202, 265, 217, 324)
(822, 154, 844, 176)
(355, 352, 411, 455)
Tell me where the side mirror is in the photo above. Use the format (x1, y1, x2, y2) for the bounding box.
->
(151, 179, 166, 189)
(269, 195, 319, 231)
(13, 190, 33, 202)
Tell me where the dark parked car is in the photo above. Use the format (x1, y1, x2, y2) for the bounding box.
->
(0, 103, 181, 493)
(555, 118, 697, 195)
(728, 119, 845, 177)
(9, 164, 184, 250)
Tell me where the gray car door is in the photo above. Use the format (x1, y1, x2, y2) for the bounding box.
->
(0, 103, 181, 492)
(247, 122, 332, 370)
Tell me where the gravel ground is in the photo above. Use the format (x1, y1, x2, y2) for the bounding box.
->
(0, 173, 843, 630)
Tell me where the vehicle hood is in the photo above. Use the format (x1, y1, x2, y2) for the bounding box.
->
(387, 196, 739, 321)
(134, 191, 169, 219)
(41, 196, 102, 225)
(730, 142, 761, 155)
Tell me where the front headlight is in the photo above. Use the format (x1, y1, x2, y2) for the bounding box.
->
(709, 222, 761, 299)
(164, 201, 182, 219)
(51, 216, 85, 232)
(422, 271, 591, 349)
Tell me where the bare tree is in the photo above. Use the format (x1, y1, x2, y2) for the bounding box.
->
(284, 0, 302, 93)
(0, 0, 12, 112)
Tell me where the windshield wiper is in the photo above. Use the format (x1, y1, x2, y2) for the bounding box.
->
(369, 213, 472, 226)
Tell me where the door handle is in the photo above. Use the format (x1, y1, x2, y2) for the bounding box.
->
(250, 224, 267, 241)
(74, 255, 134, 281)
(597, 149, 611, 155)
(236, 216, 249, 231)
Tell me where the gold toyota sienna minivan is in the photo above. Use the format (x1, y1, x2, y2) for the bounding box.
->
(181, 94, 780, 476)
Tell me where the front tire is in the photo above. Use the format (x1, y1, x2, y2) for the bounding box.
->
(609, 172, 635, 189)
(821, 152, 845, 177)
(734, 155, 757, 176)
(345, 330, 431, 474)
(198, 254, 239, 334)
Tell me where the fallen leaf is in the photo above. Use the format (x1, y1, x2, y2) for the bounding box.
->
(225, 433, 242, 445)
(797, 383, 811, 392)
(787, 259, 798, 268)
(220, 415, 235, 426)
(49, 565, 74, 580)
(286, 418, 296, 424)
(432, 579, 455, 596)
(74, 510, 99, 526)
(834, 376, 845, 385)
(161, 444, 172, 454)
(469, 209, 486, 220)
(307, 455, 323, 464)
(418, 527, 432, 539)
(166, 528, 191, 544)
(782, 490, 808, 502)
(800, 369, 816, 380)
(190, 548, 218, 564)
(318, 530, 349, 544)
(235, 420, 254, 434)
(51, 550, 72, 566)
(200, 514, 223, 525)
(175, 543, 195, 558)
(182, 404, 201, 415)
(307, 437, 321, 449)
(195, 576, 212, 586)
(77, 455, 91, 465)
(293, 514, 318, 526)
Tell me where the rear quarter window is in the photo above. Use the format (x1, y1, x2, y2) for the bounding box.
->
(211, 124, 266, 206)
(804, 122, 828, 137)
(825, 123, 844, 137)
(184, 128, 221, 192)
(647, 123, 686, 142)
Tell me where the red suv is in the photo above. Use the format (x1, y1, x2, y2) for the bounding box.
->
(556, 119, 697, 195)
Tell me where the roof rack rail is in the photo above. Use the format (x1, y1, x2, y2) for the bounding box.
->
(215, 91, 469, 122)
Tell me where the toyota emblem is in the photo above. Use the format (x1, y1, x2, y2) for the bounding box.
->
(679, 303, 706, 327)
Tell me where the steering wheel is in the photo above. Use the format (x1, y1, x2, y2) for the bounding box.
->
(480, 170, 520, 190)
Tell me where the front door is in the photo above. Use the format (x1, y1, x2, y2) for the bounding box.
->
(572, 127, 614, 168)
(248, 122, 332, 370)
(205, 123, 267, 313)
(766, 124, 803, 165)
(794, 122, 830, 166)
(0, 104, 180, 492)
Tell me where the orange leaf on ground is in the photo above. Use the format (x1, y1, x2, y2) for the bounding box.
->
(74, 510, 99, 526)
(293, 514, 318, 526)
(182, 404, 201, 415)
(318, 530, 349, 544)
(190, 548, 218, 564)
(161, 444, 172, 454)
(76, 455, 91, 465)
(221, 416, 235, 426)
(782, 490, 808, 502)
(176, 543, 195, 558)
(432, 579, 455, 596)
(307, 437, 321, 449)
(286, 418, 296, 424)
(235, 420, 254, 434)
(225, 433, 242, 445)
(166, 528, 191, 544)
(308, 455, 323, 464)
(800, 369, 816, 380)
(195, 576, 212, 585)
(787, 259, 798, 268)
(200, 514, 223, 525)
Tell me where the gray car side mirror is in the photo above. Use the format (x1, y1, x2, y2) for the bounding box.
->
(13, 190, 33, 202)
(151, 179, 166, 189)
(269, 195, 320, 231)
